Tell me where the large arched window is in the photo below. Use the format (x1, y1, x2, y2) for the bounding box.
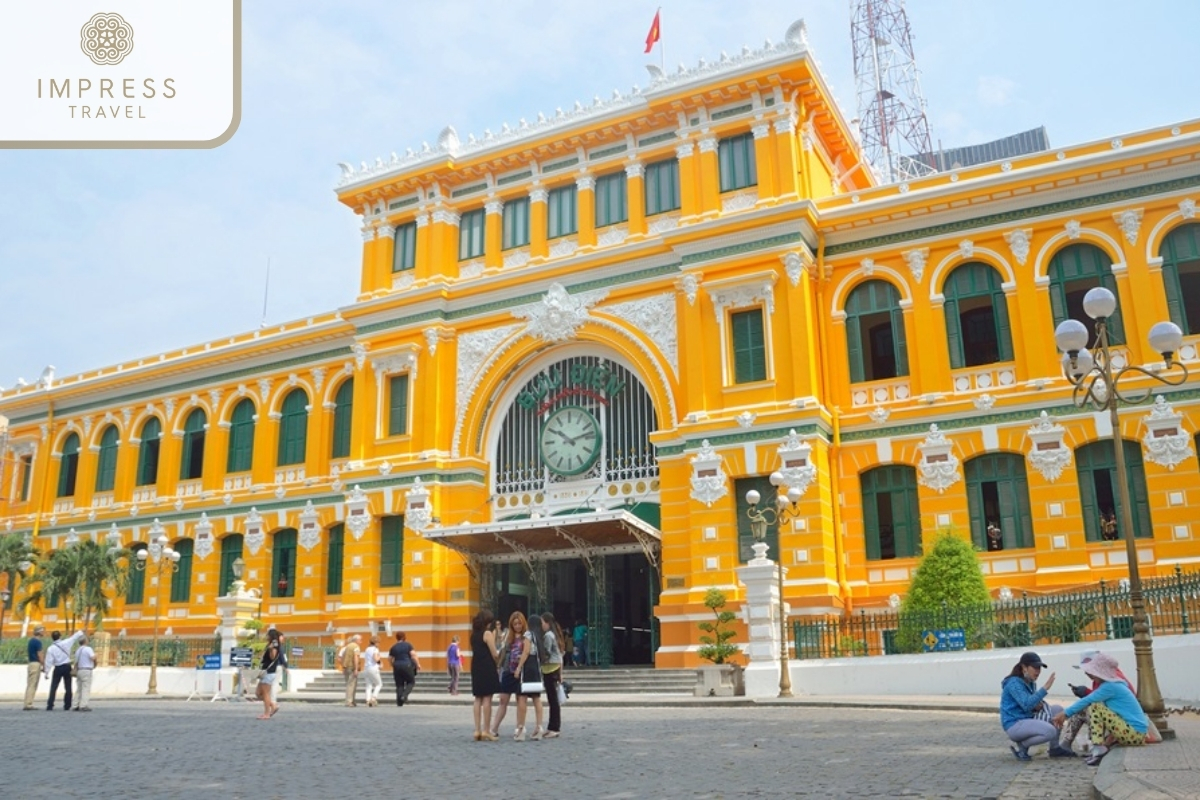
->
(1048, 243, 1125, 347)
(226, 399, 255, 473)
(331, 380, 354, 459)
(277, 389, 309, 466)
(860, 464, 921, 560)
(845, 280, 908, 383)
(136, 417, 162, 486)
(125, 543, 147, 603)
(1075, 440, 1152, 541)
(943, 262, 1013, 368)
(179, 408, 206, 480)
(170, 539, 194, 603)
(219, 534, 244, 596)
(965, 453, 1033, 551)
(271, 529, 297, 597)
(1160, 223, 1200, 336)
(57, 433, 80, 498)
(94, 425, 119, 492)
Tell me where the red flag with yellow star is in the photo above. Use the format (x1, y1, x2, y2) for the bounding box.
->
(644, 10, 661, 54)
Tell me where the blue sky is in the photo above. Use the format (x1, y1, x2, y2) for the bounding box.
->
(2, 0, 1198, 385)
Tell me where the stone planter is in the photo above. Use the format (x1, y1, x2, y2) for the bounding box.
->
(694, 663, 745, 697)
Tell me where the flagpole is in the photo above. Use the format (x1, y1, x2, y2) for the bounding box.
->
(659, 7, 665, 72)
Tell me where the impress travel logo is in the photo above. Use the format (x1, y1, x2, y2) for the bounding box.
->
(1, 1, 241, 148)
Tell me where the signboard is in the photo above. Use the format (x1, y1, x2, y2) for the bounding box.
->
(229, 646, 254, 667)
(290, 646, 304, 658)
(196, 653, 222, 670)
(921, 628, 966, 652)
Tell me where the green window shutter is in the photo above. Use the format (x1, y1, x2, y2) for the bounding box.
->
(890, 467, 921, 558)
(219, 535, 244, 596)
(19, 455, 32, 501)
(861, 470, 882, 560)
(548, 185, 577, 239)
(394, 222, 417, 271)
(457, 210, 485, 260)
(1048, 278, 1068, 326)
(891, 304, 909, 376)
(1122, 440, 1153, 539)
(1075, 443, 1102, 542)
(126, 544, 147, 603)
(170, 539, 193, 603)
(845, 313, 865, 383)
(388, 374, 409, 436)
(718, 133, 757, 192)
(943, 296, 963, 370)
(57, 433, 80, 498)
(179, 408, 206, 480)
(964, 458, 986, 549)
(277, 389, 309, 466)
(1160, 224, 1200, 333)
(95, 426, 119, 492)
(326, 523, 344, 596)
(645, 158, 680, 216)
(226, 399, 255, 473)
(993, 287, 1014, 362)
(734, 476, 778, 563)
(380, 515, 404, 587)
(331, 380, 354, 459)
(595, 173, 628, 228)
(1098, 269, 1126, 345)
(137, 418, 161, 486)
(271, 529, 297, 598)
(1163, 259, 1185, 329)
(731, 308, 767, 383)
(503, 197, 530, 249)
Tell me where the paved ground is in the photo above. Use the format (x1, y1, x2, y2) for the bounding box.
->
(3, 700, 1096, 799)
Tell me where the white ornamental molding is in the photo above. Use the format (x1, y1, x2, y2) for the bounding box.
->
(721, 189, 758, 213)
(974, 393, 996, 411)
(405, 477, 432, 533)
(371, 348, 419, 385)
(1141, 395, 1193, 471)
(1113, 208, 1144, 246)
(352, 343, 369, 369)
(194, 513, 214, 560)
(344, 485, 372, 540)
(902, 248, 929, 283)
(780, 249, 814, 288)
(1065, 220, 1082, 240)
(1026, 411, 1072, 482)
(311, 368, 325, 392)
(705, 273, 776, 324)
(1180, 199, 1196, 220)
(602, 293, 678, 376)
(689, 440, 728, 507)
(513, 282, 607, 344)
(958, 240, 975, 259)
(424, 327, 440, 356)
(596, 224, 628, 247)
(298, 500, 321, 551)
(860, 258, 876, 276)
(735, 411, 757, 429)
(244, 507, 265, 555)
(677, 272, 700, 306)
(870, 406, 890, 423)
(917, 424, 961, 494)
(775, 429, 817, 497)
(453, 323, 523, 455)
(647, 213, 679, 235)
(1004, 229, 1033, 266)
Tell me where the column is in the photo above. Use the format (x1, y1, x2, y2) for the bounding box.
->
(484, 197, 503, 269)
(736, 549, 786, 698)
(696, 134, 720, 218)
(201, 405, 227, 493)
(250, 382, 276, 487)
(413, 211, 431, 278)
(529, 185, 548, 260)
(347, 354, 375, 464)
(625, 161, 646, 236)
(676, 141, 699, 221)
(358, 223, 379, 296)
(774, 113, 801, 200)
(374, 223, 396, 291)
(751, 120, 777, 201)
(424, 208, 460, 280)
(576, 174, 596, 248)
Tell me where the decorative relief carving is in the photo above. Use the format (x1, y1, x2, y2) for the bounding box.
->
(1141, 395, 1193, 471)
(549, 237, 578, 258)
(1180, 199, 1196, 220)
(705, 275, 776, 323)
(902, 248, 928, 283)
(257, 378, 272, 401)
(974, 393, 996, 411)
(502, 247, 531, 269)
(917, 424, 961, 494)
(1003, 229, 1033, 266)
(604, 293, 678, 375)
(1026, 411, 1072, 482)
(697, 136, 718, 154)
(689, 440, 728, 507)
(513, 282, 606, 344)
(1113, 208, 1143, 246)
(870, 407, 890, 423)
(781, 251, 810, 287)
(298, 500, 321, 551)
(244, 507, 265, 555)
(454, 324, 523, 455)
(405, 477, 432, 533)
(194, 513, 214, 560)
(958, 240, 974, 259)
(1065, 220, 1082, 240)
(624, 162, 644, 179)
(424, 327, 440, 356)
(311, 369, 325, 392)
(647, 213, 680, 234)
(677, 273, 700, 306)
(721, 190, 758, 213)
(596, 225, 628, 247)
(776, 429, 818, 497)
(352, 343, 368, 369)
(735, 411, 756, 428)
(344, 485, 372, 540)
(458, 260, 485, 280)
(861, 258, 875, 276)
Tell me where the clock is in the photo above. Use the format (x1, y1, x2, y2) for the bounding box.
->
(539, 406, 602, 477)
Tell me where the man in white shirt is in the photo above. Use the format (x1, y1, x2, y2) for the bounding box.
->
(44, 629, 85, 711)
(72, 634, 97, 712)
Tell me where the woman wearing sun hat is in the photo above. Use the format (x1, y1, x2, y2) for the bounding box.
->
(1058, 650, 1135, 753)
(1053, 651, 1160, 766)
(999, 651, 1076, 761)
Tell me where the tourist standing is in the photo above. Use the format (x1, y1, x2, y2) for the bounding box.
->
(470, 609, 501, 741)
(72, 634, 96, 712)
(446, 635, 462, 695)
(256, 637, 282, 719)
(524, 614, 547, 740)
(388, 631, 420, 706)
(362, 635, 383, 707)
(339, 634, 361, 707)
(23, 625, 45, 711)
(490, 610, 532, 739)
(539, 612, 565, 739)
(44, 629, 84, 711)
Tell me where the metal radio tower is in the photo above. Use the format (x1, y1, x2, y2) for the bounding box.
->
(850, 0, 935, 183)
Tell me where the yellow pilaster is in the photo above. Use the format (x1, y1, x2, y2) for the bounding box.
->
(202, 416, 227, 493)
(922, 299, 953, 393)
(774, 114, 801, 200)
(676, 279, 707, 417)
(358, 224, 379, 296)
(751, 121, 776, 201)
(157, 429, 181, 500)
(413, 212, 432, 278)
(375, 223, 396, 291)
(484, 198, 503, 269)
(529, 185, 548, 260)
(696, 134, 720, 218)
(349, 358, 376, 464)
(677, 142, 700, 220)
(576, 175, 596, 248)
(1114, 217, 1155, 364)
(423, 208, 457, 279)
(626, 162, 647, 236)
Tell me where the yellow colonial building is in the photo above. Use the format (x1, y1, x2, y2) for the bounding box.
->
(3, 21, 1199, 668)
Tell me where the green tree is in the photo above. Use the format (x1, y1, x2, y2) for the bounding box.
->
(697, 588, 740, 665)
(895, 529, 992, 652)
(0, 532, 39, 641)
(21, 540, 128, 632)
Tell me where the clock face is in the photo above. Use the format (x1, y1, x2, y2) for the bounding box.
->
(539, 406, 602, 477)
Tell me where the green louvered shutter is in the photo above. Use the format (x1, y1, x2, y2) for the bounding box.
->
(845, 315, 865, 384)
(170, 539, 193, 603)
(943, 295, 963, 369)
(226, 399, 255, 473)
(331, 380, 353, 458)
(388, 375, 409, 436)
(380, 515, 404, 587)
(1099, 270, 1126, 345)
(1123, 440, 1152, 539)
(862, 471, 882, 561)
(94, 426, 119, 492)
(993, 286, 1014, 362)
(277, 390, 309, 466)
(326, 523, 344, 596)
(891, 304, 909, 376)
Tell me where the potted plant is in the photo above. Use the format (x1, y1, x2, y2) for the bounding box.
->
(694, 588, 745, 697)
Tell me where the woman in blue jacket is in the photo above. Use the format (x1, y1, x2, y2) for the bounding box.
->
(999, 651, 1075, 761)
(1052, 651, 1159, 765)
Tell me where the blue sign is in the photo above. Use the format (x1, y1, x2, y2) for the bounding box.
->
(230, 647, 254, 667)
(921, 628, 966, 652)
(197, 654, 222, 670)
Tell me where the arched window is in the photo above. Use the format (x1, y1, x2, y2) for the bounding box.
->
(1075, 440, 1151, 541)
(94, 425, 119, 492)
(1048, 244, 1125, 347)
(219, 534, 244, 596)
(1160, 223, 1200, 336)
(170, 539, 193, 603)
(272, 529, 297, 597)
(226, 399, 255, 473)
(860, 465, 921, 560)
(965, 453, 1033, 551)
(136, 417, 162, 487)
(125, 543, 147, 603)
(179, 408, 206, 480)
(943, 262, 1014, 368)
(845, 280, 908, 383)
(331, 380, 354, 459)
(326, 523, 344, 596)
(277, 389, 309, 466)
(57, 433, 80, 498)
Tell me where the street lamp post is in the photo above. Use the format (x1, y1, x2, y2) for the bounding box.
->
(136, 519, 181, 695)
(745, 473, 802, 699)
(0, 585, 10, 644)
(1054, 285, 1188, 739)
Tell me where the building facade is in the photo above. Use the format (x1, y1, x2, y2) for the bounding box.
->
(2, 22, 1199, 668)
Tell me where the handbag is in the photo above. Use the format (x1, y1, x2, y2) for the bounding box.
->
(520, 652, 543, 694)
(556, 681, 568, 705)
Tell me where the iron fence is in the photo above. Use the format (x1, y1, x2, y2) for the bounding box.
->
(793, 564, 1200, 660)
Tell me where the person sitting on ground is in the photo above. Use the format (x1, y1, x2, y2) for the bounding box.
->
(1058, 650, 1135, 753)
(999, 651, 1076, 761)
(1052, 652, 1160, 766)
